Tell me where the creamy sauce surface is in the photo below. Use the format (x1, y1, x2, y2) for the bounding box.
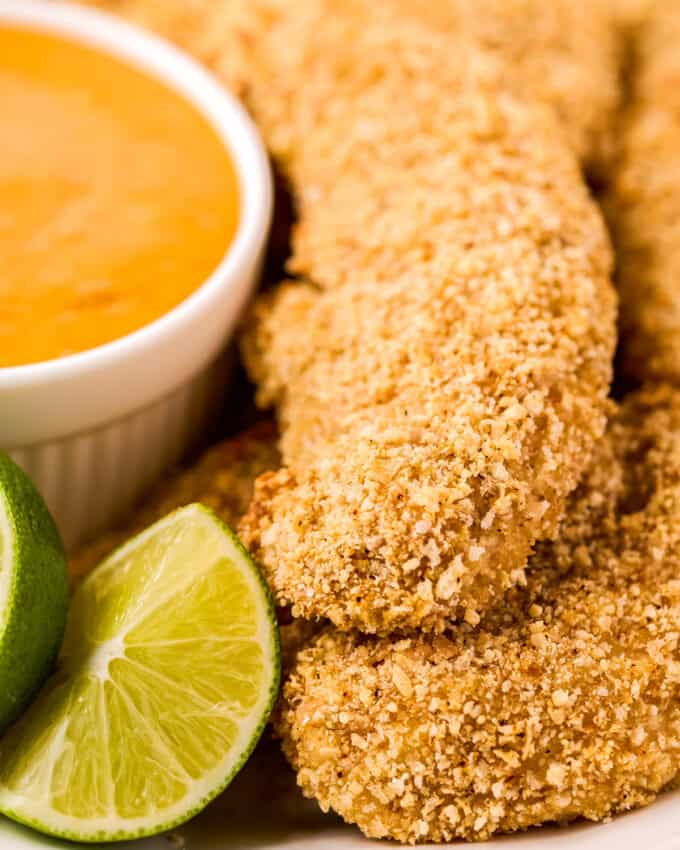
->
(0, 26, 239, 367)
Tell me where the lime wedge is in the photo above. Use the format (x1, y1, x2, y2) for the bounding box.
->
(0, 453, 68, 732)
(0, 504, 280, 843)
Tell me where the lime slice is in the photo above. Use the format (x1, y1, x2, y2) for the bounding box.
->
(0, 504, 280, 842)
(0, 453, 68, 732)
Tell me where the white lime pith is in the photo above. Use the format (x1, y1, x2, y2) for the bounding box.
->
(0, 504, 280, 842)
(0, 452, 68, 732)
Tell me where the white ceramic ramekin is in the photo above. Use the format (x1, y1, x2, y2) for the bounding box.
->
(0, 0, 272, 550)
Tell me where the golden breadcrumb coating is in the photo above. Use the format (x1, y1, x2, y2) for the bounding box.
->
(613, 0, 657, 29)
(276, 385, 680, 843)
(70, 421, 279, 582)
(278, 615, 323, 676)
(87, 2, 617, 634)
(397, 0, 622, 176)
(87, 0, 621, 171)
(605, 0, 680, 384)
(227, 1, 617, 632)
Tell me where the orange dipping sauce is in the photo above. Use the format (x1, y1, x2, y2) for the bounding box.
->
(0, 26, 239, 367)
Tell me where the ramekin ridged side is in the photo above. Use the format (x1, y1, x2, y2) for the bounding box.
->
(8, 365, 223, 550)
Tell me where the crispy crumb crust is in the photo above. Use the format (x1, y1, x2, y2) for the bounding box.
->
(84, 2, 618, 633)
(614, 0, 657, 29)
(276, 385, 680, 842)
(604, 0, 680, 384)
(395, 0, 622, 178)
(230, 2, 617, 632)
(86, 0, 621, 172)
(69, 421, 279, 582)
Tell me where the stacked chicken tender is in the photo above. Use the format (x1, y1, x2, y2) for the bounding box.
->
(606, 0, 680, 385)
(232, 0, 616, 634)
(278, 387, 680, 841)
(80, 0, 680, 843)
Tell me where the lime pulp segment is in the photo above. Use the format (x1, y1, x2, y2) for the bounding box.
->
(0, 504, 280, 842)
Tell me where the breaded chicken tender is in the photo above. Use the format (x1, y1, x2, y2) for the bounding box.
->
(70, 421, 279, 582)
(276, 385, 680, 843)
(89, 0, 617, 633)
(88, 0, 621, 171)
(396, 0, 622, 176)
(614, 0, 657, 28)
(230, 2, 616, 632)
(605, 0, 680, 384)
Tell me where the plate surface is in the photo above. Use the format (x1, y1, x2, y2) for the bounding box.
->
(1, 742, 680, 850)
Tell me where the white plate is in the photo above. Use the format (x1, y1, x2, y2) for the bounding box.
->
(1, 742, 679, 850)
